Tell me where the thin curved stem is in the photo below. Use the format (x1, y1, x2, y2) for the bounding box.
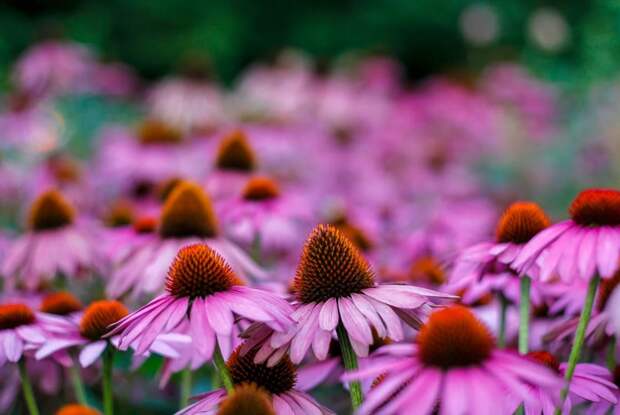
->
(102, 345, 114, 415)
(69, 355, 88, 406)
(18, 359, 39, 415)
(337, 323, 363, 410)
(554, 275, 600, 415)
(607, 336, 616, 371)
(213, 345, 234, 394)
(518, 277, 531, 355)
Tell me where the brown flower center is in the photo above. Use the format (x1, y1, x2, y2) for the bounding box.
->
(165, 244, 242, 299)
(215, 130, 257, 172)
(41, 292, 83, 315)
(526, 351, 561, 373)
(0, 304, 35, 330)
(570, 189, 620, 226)
(409, 256, 445, 285)
(217, 383, 275, 415)
(293, 225, 375, 304)
(159, 181, 218, 238)
(55, 404, 101, 415)
(242, 177, 280, 201)
(137, 119, 182, 145)
(330, 218, 374, 252)
(79, 300, 128, 341)
(157, 177, 184, 202)
(133, 216, 157, 234)
(418, 306, 494, 368)
(227, 347, 296, 395)
(496, 201, 550, 244)
(28, 190, 75, 231)
(105, 200, 135, 228)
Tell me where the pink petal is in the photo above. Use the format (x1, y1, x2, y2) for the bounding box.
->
(318, 298, 339, 331)
(79, 340, 107, 367)
(338, 297, 373, 344)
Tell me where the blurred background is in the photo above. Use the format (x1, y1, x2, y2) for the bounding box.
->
(0, 0, 617, 85)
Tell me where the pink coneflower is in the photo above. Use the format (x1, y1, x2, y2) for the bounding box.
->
(108, 243, 293, 363)
(2, 190, 104, 291)
(448, 201, 550, 303)
(108, 181, 266, 298)
(205, 130, 260, 202)
(513, 189, 620, 283)
(35, 300, 131, 367)
(343, 306, 562, 415)
(0, 303, 46, 366)
(219, 176, 310, 256)
(520, 351, 617, 414)
(249, 225, 451, 362)
(176, 346, 333, 415)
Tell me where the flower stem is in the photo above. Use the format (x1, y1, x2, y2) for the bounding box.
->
(213, 345, 234, 394)
(607, 336, 616, 370)
(498, 293, 509, 348)
(102, 345, 114, 415)
(337, 323, 363, 410)
(518, 277, 531, 355)
(554, 275, 600, 415)
(18, 359, 39, 415)
(179, 367, 192, 409)
(69, 355, 88, 406)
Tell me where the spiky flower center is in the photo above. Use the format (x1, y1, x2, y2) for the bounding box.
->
(28, 190, 75, 231)
(293, 225, 375, 304)
(570, 189, 620, 226)
(159, 181, 218, 238)
(41, 292, 83, 315)
(137, 119, 182, 145)
(227, 347, 297, 395)
(215, 130, 257, 172)
(217, 383, 275, 415)
(133, 216, 157, 234)
(242, 177, 280, 201)
(597, 269, 620, 311)
(0, 304, 35, 330)
(496, 201, 550, 244)
(165, 244, 242, 298)
(79, 300, 128, 341)
(418, 306, 494, 368)
(526, 351, 560, 373)
(105, 200, 135, 228)
(409, 256, 445, 285)
(55, 404, 101, 415)
(331, 219, 374, 252)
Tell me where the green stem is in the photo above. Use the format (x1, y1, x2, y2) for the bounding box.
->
(179, 367, 192, 409)
(251, 234, 262, 265)
(498, 294, 509, 349)
(607, 336, 616, 371)
(337, 323, 363, 409)
(554, 275, 600, 415)
(213, 345, 234, 394)
(69, 355, 88, 406)
(18, 359, 40, 415)
(102, 345, 114, 415)
(518, 277, 531, 355)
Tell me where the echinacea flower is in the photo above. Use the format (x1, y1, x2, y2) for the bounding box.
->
(205, 130, 258, 202)
(246, 224, 453, 365)
(0, 303, 46, 365)
(55, 403, 101, 415)
(108, 243, 293, 362)
(219, 175, 310, 256)
(176, 346, 333, 415)
(108, 181, 266, 298)
(513, 189, 620, 282)
(215, 383, 275, 415)
(519, 351, 617, 414)
(36, 300, 130, 367)
(343, 306, 562, 415)
(447, 201, 550, 305)
(2, 190, 104, 291)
